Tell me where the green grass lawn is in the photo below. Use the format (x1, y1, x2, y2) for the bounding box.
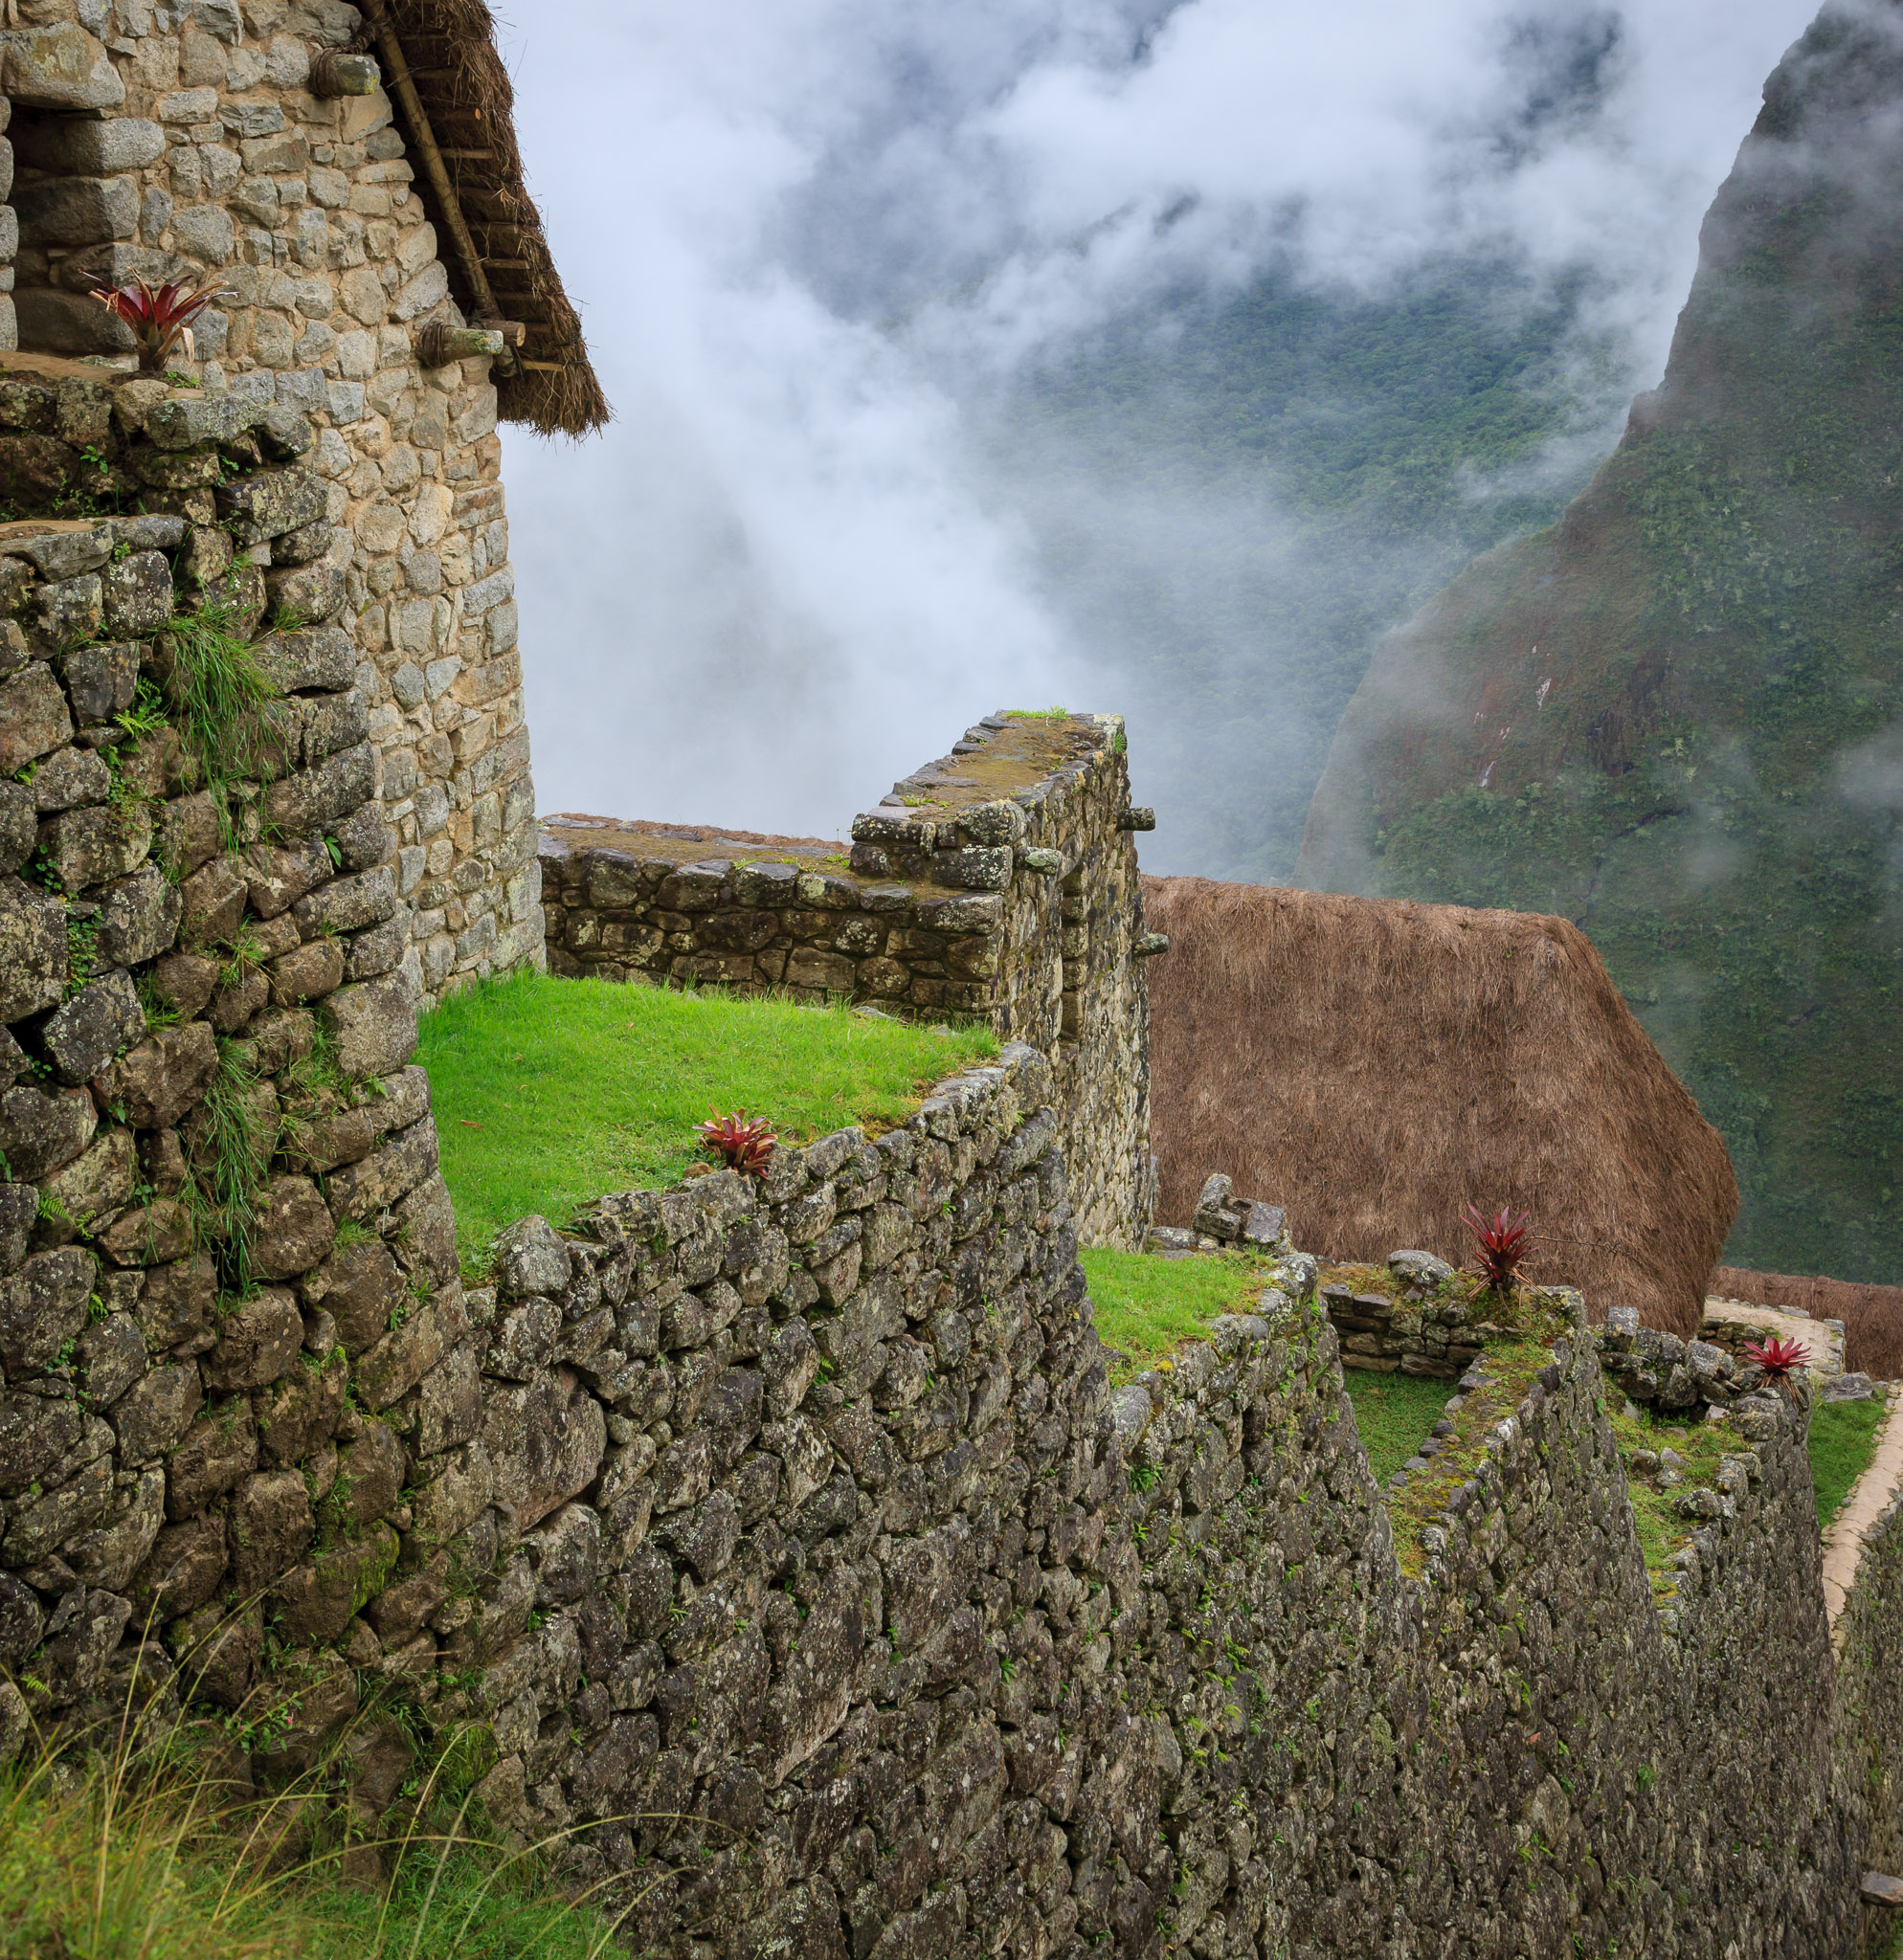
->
(1080, 1244, 1282, 1370)
(1080, 1246, 1457, 1481)
(1341, 1370, 1460, 1486)
(1810, 1392, 1888, 1531)
(417, 972, 996, 1259)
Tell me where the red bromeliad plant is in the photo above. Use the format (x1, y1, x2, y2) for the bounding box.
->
(695, 1109, 776, 1176)
(88, 273, 234, 374)
(1743, 1335, 1809, 1384)
(1461, 1202, 1536, 1293)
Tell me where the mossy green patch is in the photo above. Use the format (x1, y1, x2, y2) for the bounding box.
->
(1810, 1392, 1887, 1530)
(1079, 1245, 1281, 1373)
(418, 970, 996, 1261)
(1379, 1308, 1569, 1577)
(1607, 1403, 1738, 1600)
(1341, 1370, 1458, 1486)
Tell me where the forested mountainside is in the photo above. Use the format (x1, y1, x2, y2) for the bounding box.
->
(996, 256, 1613, 882)
(1301, 1, 1903, 1285)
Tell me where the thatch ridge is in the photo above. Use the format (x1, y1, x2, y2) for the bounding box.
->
(1142, 877, 1738, 1335)
(1713, 1268, 1903, 1381)
(373, 0, 611, 437)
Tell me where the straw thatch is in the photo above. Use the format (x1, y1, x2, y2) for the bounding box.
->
(1713, 1268, 1903, 1381)
(369, 0, 611, 437)
(1142, 877, 1738, 1336)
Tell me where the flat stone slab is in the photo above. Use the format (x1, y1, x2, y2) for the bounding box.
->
(1861, 1872, 1903, 1907)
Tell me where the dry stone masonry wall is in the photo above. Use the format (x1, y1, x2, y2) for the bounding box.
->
(541, 710, 1160, 1251)
(0, 0, 539, 1004)
(3, 747, 1901, 1960)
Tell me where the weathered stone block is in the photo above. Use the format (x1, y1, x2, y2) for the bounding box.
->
(98, 1020, 217, 1129)
(0, 875, 66, 1021)
(112, 1364, 204, 1467)
(0, 1243, 94, 1373)
(318, 969, 418, 1080)
(102, 551, 173, 635)
(229, 1467, 314, 1593)
(94, 865, 182, 968)
(1, 25, 127, 111)
(217, 467, 326, 546)
(58, 639, 139, 723)
(175, 854, 248, 948)
(203, 1287, 302, 1392)
(0, 1081, 95, 1179)
(39, 969, 145, 1085)
(136, 1251, 216, 1354)
(259, 739, 374, 836)
(254, 1174, 337, 1281)
(36, 800, 151, 890)
(0, 663, 73, 774)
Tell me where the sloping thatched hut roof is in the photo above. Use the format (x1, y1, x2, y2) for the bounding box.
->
(366, 0, 611, 437)
(1142, 877, 1738, 1336)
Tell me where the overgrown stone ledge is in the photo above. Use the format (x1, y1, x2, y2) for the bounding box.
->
(541, 708, 1157, 1251)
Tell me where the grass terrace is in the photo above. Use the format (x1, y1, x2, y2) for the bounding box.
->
(1080, 1244, 1283, 1371)
(1083, 1244, 1470, 1493)
(419, 971, 996, 1261)
(1811, 1392, 1887, 1530)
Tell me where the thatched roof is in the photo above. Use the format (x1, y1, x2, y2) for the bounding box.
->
(368, 0, 611, 437)
(1143, 877, 1738, 1336)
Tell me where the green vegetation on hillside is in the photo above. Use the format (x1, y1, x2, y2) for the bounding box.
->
(1006, 256, 1613, 881)
(1310, 16, 1903, 1282)
(418, 972, 996, 1258)
(1811, 1393, 1887, 1530)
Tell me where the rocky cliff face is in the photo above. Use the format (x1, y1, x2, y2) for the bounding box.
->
(1299, 0, 1903, 1285)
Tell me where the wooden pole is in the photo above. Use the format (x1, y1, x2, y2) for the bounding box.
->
(356, 0, 520, 380)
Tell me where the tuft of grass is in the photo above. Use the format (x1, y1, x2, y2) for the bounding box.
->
(1080, 1244, 1282, 1373)
(417, 971, 996, 1258)
(1810, 1392, 1887, 1531)
(185, 1039, 275, 1291)
(1341, 1370, 1458, 1485)
(0, 1720, 633, 1960)
(153, 602, 280, 845)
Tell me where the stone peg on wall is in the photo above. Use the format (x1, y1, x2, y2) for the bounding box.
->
(1117, 806, 1157, 831)
(414, 323, 522, 368)
(309, 49, 382, 96)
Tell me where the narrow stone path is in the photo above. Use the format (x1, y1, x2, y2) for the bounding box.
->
(1822, 1388, 1903, 1640)
(1700, 1296, 1903, 1638)
(1703, 1296, 1847, 1379)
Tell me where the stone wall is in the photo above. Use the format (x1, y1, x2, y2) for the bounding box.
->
(3, 689, 1897, 1960)
(540, 710, 1160, 1250)
(0, 1, 540, 1005)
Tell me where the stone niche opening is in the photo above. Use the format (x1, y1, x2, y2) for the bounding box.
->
(6, 106, 177, 361)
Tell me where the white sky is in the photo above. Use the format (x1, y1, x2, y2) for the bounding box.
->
(496, 0, 1820, 839)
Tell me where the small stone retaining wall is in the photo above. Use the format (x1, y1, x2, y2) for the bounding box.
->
(539, 711, 1161, 1250)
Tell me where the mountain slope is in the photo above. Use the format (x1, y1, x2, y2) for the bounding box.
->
(996, 256, 1611, 882)
(1299, 1, 1903, 1283)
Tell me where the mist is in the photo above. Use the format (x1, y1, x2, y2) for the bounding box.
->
(497, 0, 1819, 859)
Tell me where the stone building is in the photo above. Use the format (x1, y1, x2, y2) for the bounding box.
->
(0, 0, 608, 1004)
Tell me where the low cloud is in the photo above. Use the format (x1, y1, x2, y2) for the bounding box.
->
(500, 0, 1817, 845)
